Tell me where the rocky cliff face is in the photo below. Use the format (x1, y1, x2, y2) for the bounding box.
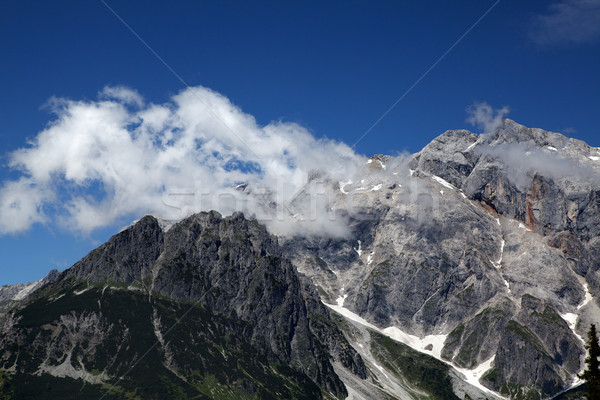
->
(0, 269, 59, 309)
(1, 119, 598, 400)
(281, 119, 600, 399)
(0, 212, 365, 399)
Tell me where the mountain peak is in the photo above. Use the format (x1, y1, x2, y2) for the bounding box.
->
(3, 121, 599, 399)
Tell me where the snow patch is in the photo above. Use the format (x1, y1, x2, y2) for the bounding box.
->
(577, 281, 593, 310)
(336, 294, 348, 307)
(355, 180, 367, 191)
(432, 175, 455, 190)
(555, 377, 585, 398)
(518, 222, 532, 232)
(409, 169, 415, 176)
(466, 142, 477, 151)
(383, 327, 448, 360)
(502, 276, 511, 292)
(561, 312, 578, 328)
(370, 184, 382, 191)
(546, 146, 558, 152)
(440, 190, 444, 195)
(367, 159, 373, 164)
(589, 156, 599, 161)
(491, 237, 509, 292)
(560, 312, 585, 344)
(497, 240, 505, 266)
(339, 180, 352, 194)
(454, 356, 496, 393)
(367, 252, 374, 265)
(354, 240, 362, 256)
(324, 302, 505, 398)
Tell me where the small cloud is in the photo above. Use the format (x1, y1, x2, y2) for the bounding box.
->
(466, 102, 510, 134)
(529, 0, 600, 46)
(0, 178, 49, 234)
(562, 127, 577, 134)
(99, 85, 144, 108)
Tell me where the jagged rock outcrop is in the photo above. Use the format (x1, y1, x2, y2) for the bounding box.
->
(479, 295, 581, 396)
(0, 212, 365, 399)
(2, 119, 598, 399)
(281, 119, 600, 398)
(0, 269, 59, 312)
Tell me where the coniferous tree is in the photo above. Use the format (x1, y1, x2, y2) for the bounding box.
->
(580, 324, 600, 400)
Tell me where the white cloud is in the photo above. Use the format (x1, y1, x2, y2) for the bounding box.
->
(0, 85, 364, 237)
(0, 179, 49, 234)
(529, 0, 600, 46)
(478, 142, 600, 189)
(466, 102, 510, 134)
(99, 85, 144, 107)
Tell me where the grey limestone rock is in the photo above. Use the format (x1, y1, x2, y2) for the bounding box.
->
(3, 118, 598, 399)
(2, 211, 365, 398)
(281, 119, 599, 398)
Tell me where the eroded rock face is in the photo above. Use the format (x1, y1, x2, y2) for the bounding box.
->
(410, 129, 479, 188)
(0, 269, 59, 310)
(150, 211, 367, 392)
(3, 119, 599, 398)
(281, 119, 600, 397)
(0, 212, 365, 398)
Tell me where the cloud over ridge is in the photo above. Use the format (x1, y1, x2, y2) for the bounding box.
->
(0, 86, 362, 236)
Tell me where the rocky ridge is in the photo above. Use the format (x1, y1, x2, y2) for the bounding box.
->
(0, 269, 59, 311)
(1, 119, 598, 399)
(0, 212, 366, 399)
(281, 119, 600, 399)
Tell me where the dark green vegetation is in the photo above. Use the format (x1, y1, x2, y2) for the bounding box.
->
(369, 331, 460, 400)
(580, 324, 600, 400)
(0, 284, 330, 400)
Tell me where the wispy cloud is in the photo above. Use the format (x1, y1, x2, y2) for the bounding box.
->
(466, 102, 510, 134)
(529, 0, 600, 46)
(0, 86, 363, 237)
(478, 142, 600, 189)
(99, 85, 144, 107)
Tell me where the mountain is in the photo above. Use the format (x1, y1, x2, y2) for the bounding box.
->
(1, 119, 598, 399)
(0, 270, 59, 312)
(283, 119, 600, 399)
(0, 212, 368, 399)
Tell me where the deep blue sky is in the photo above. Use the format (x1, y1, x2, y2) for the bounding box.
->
(1, 0, 599, 285)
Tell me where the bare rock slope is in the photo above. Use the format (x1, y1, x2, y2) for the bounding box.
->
(283, 119, 600, 399)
